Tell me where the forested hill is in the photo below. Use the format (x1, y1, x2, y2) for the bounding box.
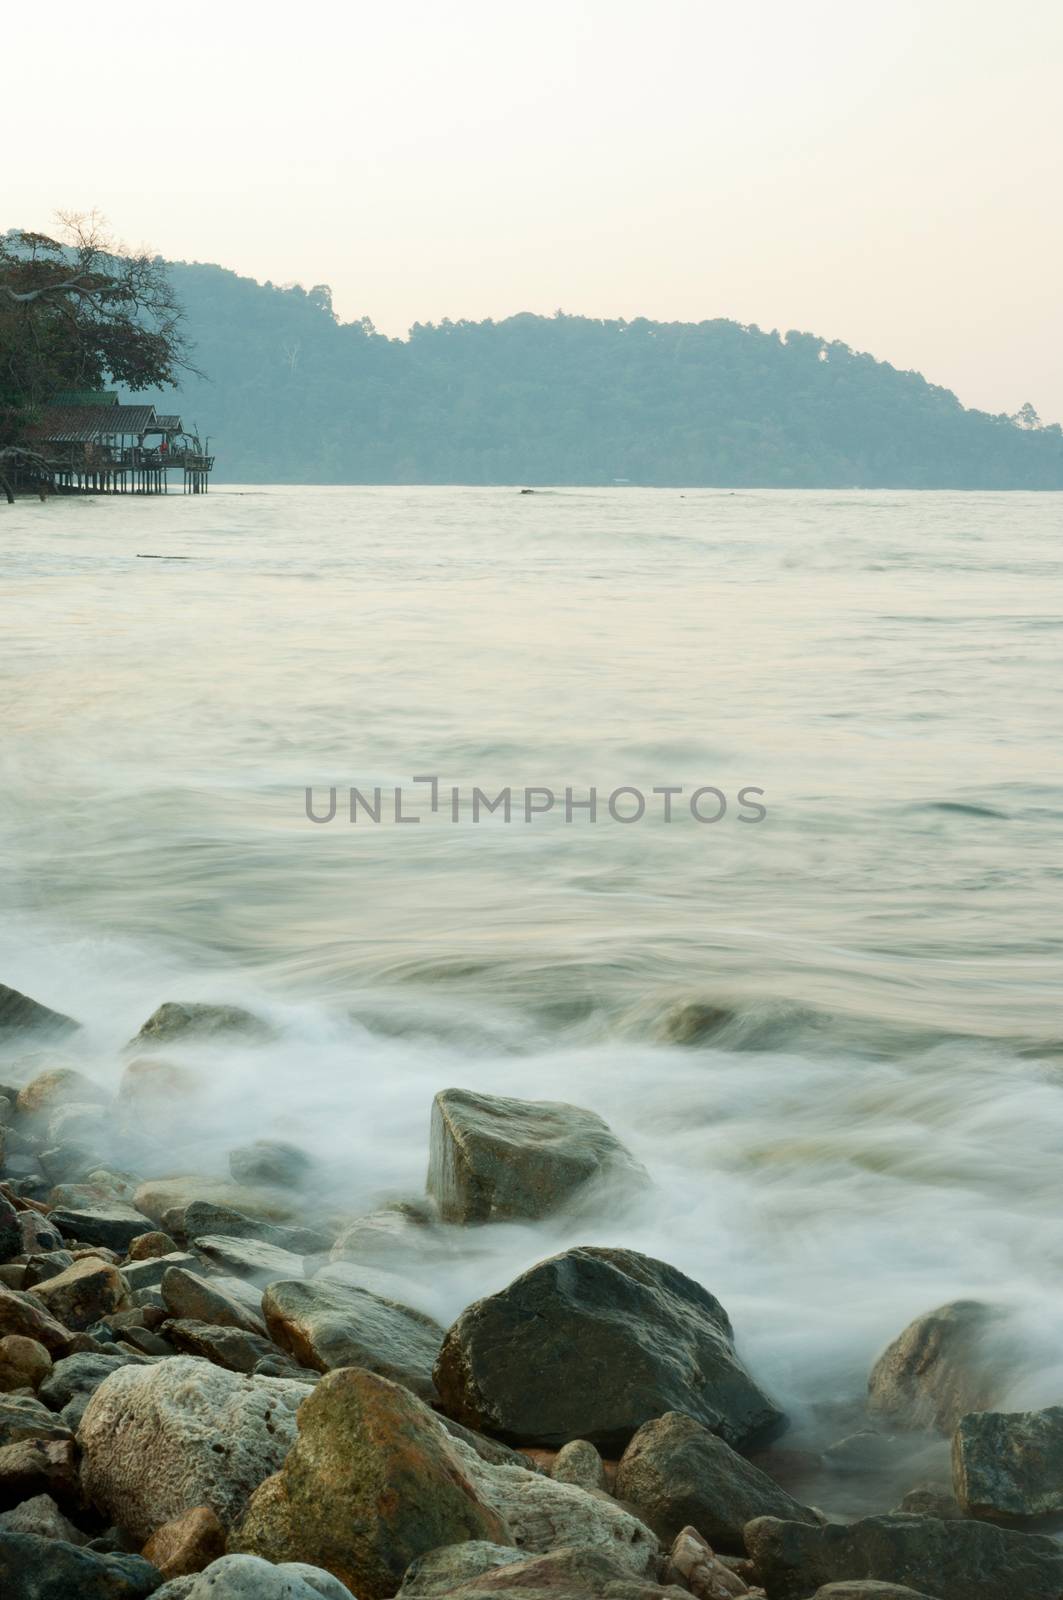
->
(150, 260, 1063, 487)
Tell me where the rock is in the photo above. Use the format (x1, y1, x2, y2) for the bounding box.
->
(809, 1586, 939, 1599)
(0, 1334, 52, 1391)
(551, 1439, 607, 1492)
(19, 1250, 77, 1289)
(18, 1210, 64, 1254)
(952, 1405, 1063, 1521)
(463, 1455, 656, 1574)
(78, 1354, 311, 1540)
(161, 1267, 267, 1336)
(867, 1301, 1008, 1434)
(128, 1232, 180, 1260)
(16, 1068, 106, 1122)
(165, 1319, 298, 1377)
(135, 1177, 294, 1229)
(440, 1417, 538, 1472)
(743, 1512, 1063, 1600)
(142, 1505, 226, 1578)
(130, 1002, 272, 1049)
(418, 1546, 642, 1599)
(0, 1288, 76, 1353)
(228, 1141, 313, 1189)
(0, 1436, 79, 1509)
(435, 1246, 785, 1453)
(119, 1057, 205, 1106)
(50, 1200, 155, 1252)
(0, 983, 79, 1038)
(153, 1553, 356, 1598)
(0, 1392, 72, 1446)
(0, 1531, 161, 1597)
(39, 1350, 141, 1416)
(262, 1278, 443, 1398)
(178, 1202, 330, 1256)
(0, 1197, 20, 1263)
(231, 1367, 511, 1597)
(616, 1412, 815, 1552)
(893, 1485, 959, 1519)
(30, 1257, 127, 1331)
(329, 1203, 437, 1265)
(192, 1235, 305, 1280)
(122, 1253, 198, 1293)
(0, 1491, 84, 1541)
(427, 1087, 641, 1224)
(664, 1526, 751, 1599)
(399, 1542, 524, 1596)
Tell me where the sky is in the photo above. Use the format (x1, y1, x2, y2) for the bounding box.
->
(5, 0, 1062, 421)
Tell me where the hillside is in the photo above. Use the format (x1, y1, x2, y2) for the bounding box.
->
(147, 260, 1063, 488)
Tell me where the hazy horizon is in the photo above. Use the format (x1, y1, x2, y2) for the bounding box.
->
(6, 0, 1063, 423)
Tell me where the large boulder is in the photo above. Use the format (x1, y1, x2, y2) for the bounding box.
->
(434, 1246, 784, 1453)
(0, 984, 79, 1038)
(0, 1531, 160, 1598)
(867, 1302, 1009, 1434)
(743, 1512, 1063, 1600)
(50, 1199, 156, 1252)
(262, 1278, 444, 1398)
(427, 1088, 641, 1224)
(952, 1405, 1063, 1521)
(30, 1257, 127, 1331)
(129, 1002, 272, 1048)
(78, 1354, 311, 1540)
(615, 1411, 817, 1551)
(231, 1367, 510, 1598)
(152, 1553, 355, 1598)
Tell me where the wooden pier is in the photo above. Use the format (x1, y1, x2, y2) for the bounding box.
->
(25, 395, 214, 496)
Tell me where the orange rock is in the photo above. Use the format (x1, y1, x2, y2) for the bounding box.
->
(142, 1505, 226, 1577)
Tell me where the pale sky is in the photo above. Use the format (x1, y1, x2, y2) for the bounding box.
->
(6, 1, 1062, 420)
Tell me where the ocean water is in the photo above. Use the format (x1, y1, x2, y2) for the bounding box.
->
(2, 485, 1062, 1505)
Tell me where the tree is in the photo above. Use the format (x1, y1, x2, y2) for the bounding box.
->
(0, 212, 194, 484)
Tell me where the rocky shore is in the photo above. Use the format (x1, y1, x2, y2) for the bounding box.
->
(1, 981, 1061, 1600)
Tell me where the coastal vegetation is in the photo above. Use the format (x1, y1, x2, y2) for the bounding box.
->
(153, 258, 1063, 488)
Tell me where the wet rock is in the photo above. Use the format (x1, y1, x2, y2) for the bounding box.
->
(0, 983, 80, 1038)
(0, 1392, 72, 1446)
(0, 1334, 52, 1391)
(551, 1439, 607, 1492)
(263, 1278, 444, 1398)
(663, 1526, 751, 1599)
(0, 1196, 20, 1263)
(40, 1351, 145, 1429)
(18, 1208, 64, 1254)
(135, 1176, 295, 1228)
(399, 1541, 524, 1596)
(142, 1504, 226, 1578)
(615, 1412, 816, 1552)
(178, 1201, 330, 1256)
(161, 1266, 268, 1335)
(893, 1484, 960, 1518)
(464, 1453, 656, 1575)
(952, 1405, 1063, 1521)
(129, 1001, 272, 1048)
(0, 1287, 75, 1353)
(23, 1250, 76, 1287)
(192, 1234, 305, 1280)
(0, 1530, 161, 1597)
(329, 1202, 437, 1264)
(0, 1436, 79, 1508)
(809, 1586, 938, 1599)
(743, 1512, 1063, 1600)
(230, 1367, 510, 1598)
(51, 1199, 156, 1252)
(31, 1257, 127, 1331)
(152, 1552, 356, 1598)
(78, 1354, 311, 1540)
(427, 1087, 642, 1224)
(165, 1318, 301, 1377)
(128, 1231, 180, 1260)
(228, 1140, 313, 1189)
(121, 1253, 197, 1293)
(867, 1301, 1009, 1434)
(119, 1057, 205, 1106)
(16, 1069, 107, 1123)
(0, 1490, 84, 1541)
(435, 1246, 785, 1453)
